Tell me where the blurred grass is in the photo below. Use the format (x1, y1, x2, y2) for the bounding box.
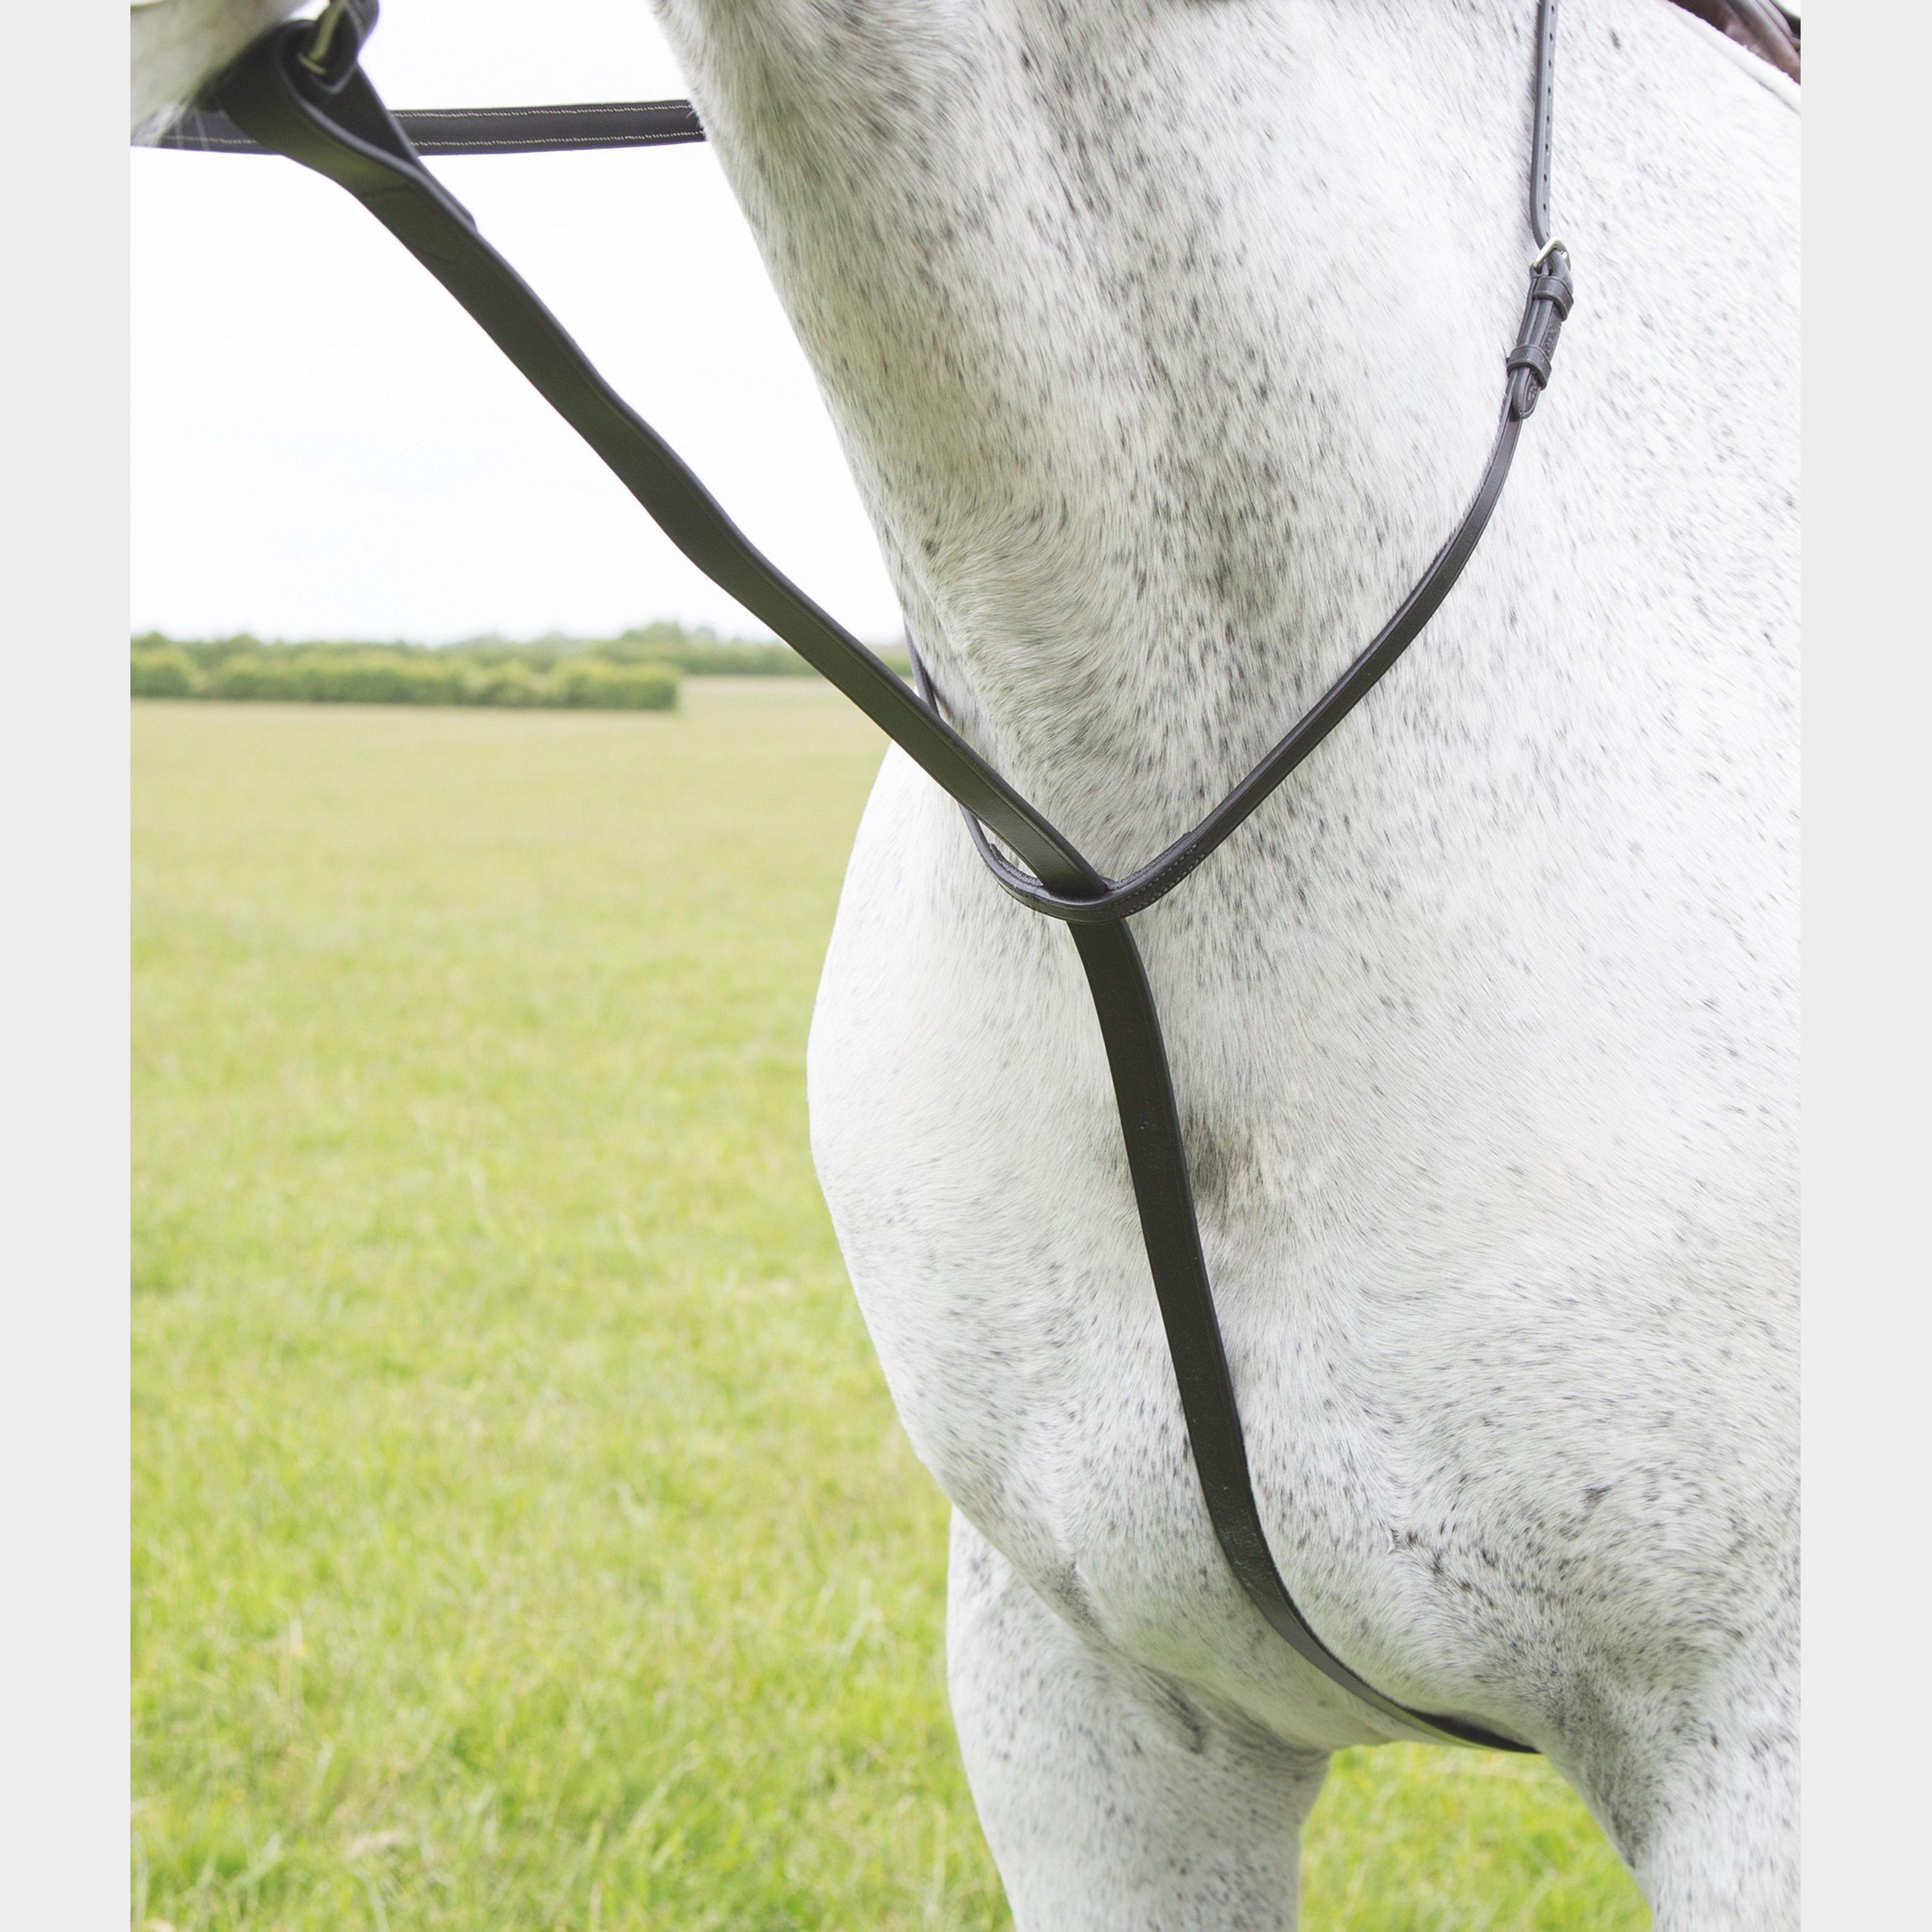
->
(133, 686, 1647, 1930)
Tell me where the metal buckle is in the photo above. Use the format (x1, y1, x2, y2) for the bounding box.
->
(298, 0, 380, 89)
(1530, 234, 1571, 271)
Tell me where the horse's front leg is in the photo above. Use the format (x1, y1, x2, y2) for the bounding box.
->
(947, 1511, 1329, 1932)
(1604, 1658, 1800, 1932)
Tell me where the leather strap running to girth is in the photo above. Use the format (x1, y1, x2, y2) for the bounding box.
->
(179, 0, 1581, 1753)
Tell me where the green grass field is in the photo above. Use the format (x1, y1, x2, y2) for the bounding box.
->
(133, 687, 1648, 1931)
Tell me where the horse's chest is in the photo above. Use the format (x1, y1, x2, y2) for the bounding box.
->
(805, 787, 1338, 1664)
(813, 1028, 1378, 1705)
(846, 1170, 1250, 1651)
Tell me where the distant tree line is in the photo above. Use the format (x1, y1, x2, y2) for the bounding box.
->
(132, 623, 914, 710)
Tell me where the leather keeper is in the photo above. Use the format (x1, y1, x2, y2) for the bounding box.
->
(1506, 260, 1570, 419)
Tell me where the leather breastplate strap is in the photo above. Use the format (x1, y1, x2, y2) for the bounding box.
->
(193, 0, 1581, 1753)
(156, 97, 706, 156)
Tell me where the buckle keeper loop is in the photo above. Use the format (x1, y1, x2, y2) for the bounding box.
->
(1506, 246, 1574, 419)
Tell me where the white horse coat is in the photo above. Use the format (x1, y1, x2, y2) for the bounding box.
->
(136, 2, 1799, 1924)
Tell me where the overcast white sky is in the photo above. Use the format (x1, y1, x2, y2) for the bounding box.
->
(131, 0, 902, 643)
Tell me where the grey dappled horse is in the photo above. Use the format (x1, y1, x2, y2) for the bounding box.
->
(135, 3, 1799, 1923)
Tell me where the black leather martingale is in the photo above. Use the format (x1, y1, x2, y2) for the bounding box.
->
(169, 0, 1597, 1753)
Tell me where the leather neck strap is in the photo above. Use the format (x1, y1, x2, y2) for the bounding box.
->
(193, 0, 1580, 1752)
(155, 96, 707, 156)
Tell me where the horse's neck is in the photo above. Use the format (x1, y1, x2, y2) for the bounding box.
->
(132, 0, 307, 131)
(667, 0, 1541, 866)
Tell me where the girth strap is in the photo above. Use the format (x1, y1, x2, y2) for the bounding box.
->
(187, 0, 1576, 1753)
